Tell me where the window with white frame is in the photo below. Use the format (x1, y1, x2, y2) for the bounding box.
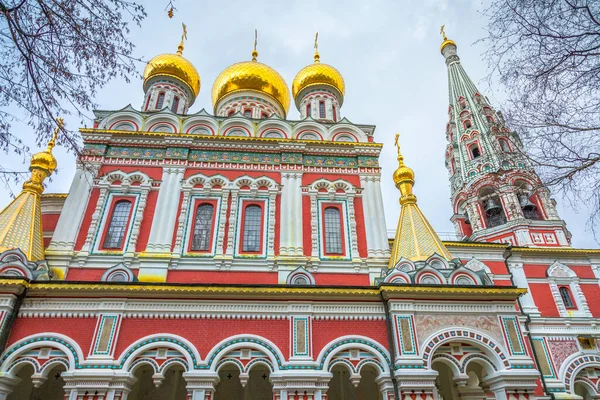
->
(323, 206, 343, 254)
(242, 205, 262, 252)
(102, 200, 132, 249)
(191, 203, 215, 251)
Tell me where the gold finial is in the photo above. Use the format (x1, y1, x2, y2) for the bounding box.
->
(392, 133, 416, 205)
(439, 24, 456, 53)
(314, 32, 320, 63)
(176, 23, 187, 55)
(47, 117, 63, 152)
(252, 29, 258, 61)
(23, 117, 62, 194)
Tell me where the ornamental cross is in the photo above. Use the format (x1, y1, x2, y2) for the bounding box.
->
(314, 32, 319, 51)
(394, 133, 401, 156)
(181, 23, 188, 43)
(252, 29, 258, 61)
(440, 24, 447, 40)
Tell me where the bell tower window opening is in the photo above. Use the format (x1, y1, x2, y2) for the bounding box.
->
(319, 101, 325, 119)
(486, 115, 494, 124)
(483, 196, 507, 228)
(323, 206, 344, 255)
(519, 193, 541, 220)
(241, 204, 263, 253)
(499, 138, 511, 152)
(470, 144, 481, 159)
(559, 286, 576, 309)
(171, 96, 180, 113)
(244, 109, 252, 118)
(190, 203, 215, 252)
(156, 92, 165, 109)
(463, 120, 472, 130)
(102, 200, 133, 249)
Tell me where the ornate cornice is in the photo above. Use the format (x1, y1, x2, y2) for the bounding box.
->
(0, 279, 525, 301)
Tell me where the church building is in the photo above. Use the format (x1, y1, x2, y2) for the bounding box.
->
(0, 29, 598, 400)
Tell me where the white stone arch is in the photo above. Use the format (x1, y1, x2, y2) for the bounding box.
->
(464, 258, 491, 274)
(233, 175, 278, 191)
(547, 261, 577, 278)
(425, 253, 451, 270)
(293, 121, 327, 141)
(309, 178, 356, 195)
(98, 170, 152, 187)
(205, 334, 286, 372)
(286, 267, 316, 285)
(145, 114, 180, 133)
(383, 270, 411, 284)
(431, 353, 462, 377)
(328, 125, 367, 143)
(461, 353, 498, 375)
(98, 108, 143, 131)
(257, 120, 291, 139)
(182, 116, 218, 135)
(421, 328, 508, 372)
(449, 268, 480, 285)
(0, 333, 84, 375)
(220, 118, 254, 137)
(415, 266, 446, 285)
(390, 257, 416, 272)
(558, 353, 600, 393)
(118, 334, 201, 373)
(316, 335, 391, 375)
(128, 357, 160, 374)
(574, 376, 599, 397)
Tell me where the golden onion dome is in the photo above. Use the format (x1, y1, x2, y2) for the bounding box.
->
(439, 25, 456, 54)
(143, 51, 200, 98)
(392, 135, 417, 205)
(212, 59, 290, 114)
(30, 130, 58, 175)
(292, 52, 345, 106)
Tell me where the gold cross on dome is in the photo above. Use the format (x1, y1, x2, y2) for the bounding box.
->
(440, 24, 447, 40)
(394, 133, 401, 156)
(182, 23, 187, 42)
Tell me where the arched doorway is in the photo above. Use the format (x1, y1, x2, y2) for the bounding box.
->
(7, 363, 66, 400)
(432, 361, 458, 400)
(128, 363, 187, 400)
(327, 364, 381, 400)
(574, 380, 597, 400)
(214, 364, 273, 400)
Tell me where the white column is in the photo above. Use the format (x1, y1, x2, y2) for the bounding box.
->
(225, 189, 239, 256)
(371, 176, 390, 257)
(291, 173, 304, 256)
(146, 166, 185, 253)
(507, 262, 540, 316)
(279, 173, 292, 255)
(359, 175, 377, 258)
(48, 164, 97, 252)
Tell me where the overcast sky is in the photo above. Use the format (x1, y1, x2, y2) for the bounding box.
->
(1, 0, 597, 249)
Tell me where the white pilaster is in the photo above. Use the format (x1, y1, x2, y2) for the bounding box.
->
(507, 262, 540, 316)
(371, 176, 390, 257)
(48, 165, 97, 252)
(279, 173, 292, 255)
(290, 173, 304, 255)
(146, 166, 185, 253)
(359, 175, 377, 258)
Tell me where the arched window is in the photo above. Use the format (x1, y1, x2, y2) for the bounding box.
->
(306, 103, 311, 117)
(103, 200, 132, 249)
(332, 105, 337, 122)
(450, 158, 456, 174)
(470, 144, 481, 159)
(261, 112, 268, 119)
(191, 204, 214, 251)
(171, 96, 180, 113)
(144, 95, 151, 111)
(156, 92, 165, 109)
(499, 139, 510, 152)
(113, 123, 134, 131)
(486, 115, 494, 124)
(319, 101, 325, 118)
(228, 109, 236, 117)
(559, 286, 576, 309)
(291, 275, 309, 285)
(242, 205, 262, 252)
(464, 120, 472, 129)
(324, 207, 343, 254)
(244, 109, 252, 118)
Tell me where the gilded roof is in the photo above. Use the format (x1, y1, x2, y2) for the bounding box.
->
(389, 136, 452, 265)
(211, 60, 290, 114)
(292, 61, 345, 106)
(143, 53, 201, 98)
(0, 122, 60, 261)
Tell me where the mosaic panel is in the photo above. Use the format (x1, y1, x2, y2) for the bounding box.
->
(83, 143, 107, 156)
(532, 338, 555, 379)
(501, 317, 525, 355)
(281, 152, 303, 164)
(293, 317, 309, 357)
(396, 316, 416, 355)
(165, 147, 189, 159)
(189, 150, 280, 164)
(303, 155, 358, 168)
(106, 146, 165, 159)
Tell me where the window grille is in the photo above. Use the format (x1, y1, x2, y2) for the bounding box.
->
(319, 101, 325, 118)
(560, 287, 575, 308)
(171, 96, 180, 113)
(324, 207, 343, 254)
(156, 93, 165, 109)
(191, 204, 214, 251)
(242, 205, 262, 252)
(103, 200, 132, 249)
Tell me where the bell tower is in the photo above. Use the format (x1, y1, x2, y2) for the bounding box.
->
(440, 28, 571, 247)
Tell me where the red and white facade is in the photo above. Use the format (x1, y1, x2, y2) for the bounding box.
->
(0, 37, 598, 400)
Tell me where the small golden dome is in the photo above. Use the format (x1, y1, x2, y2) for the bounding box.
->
(212, 60, 290, 114)
(30, 148, 57, 175)
(440, 38, 456, 53)
(143, 53, 201, 98)
(292, 61, 345, 105)
(393, 134, 417, 205)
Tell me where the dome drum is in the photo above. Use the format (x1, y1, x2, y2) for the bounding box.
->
(292, 62, 345, 110)
(143, 53, 201, 107)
